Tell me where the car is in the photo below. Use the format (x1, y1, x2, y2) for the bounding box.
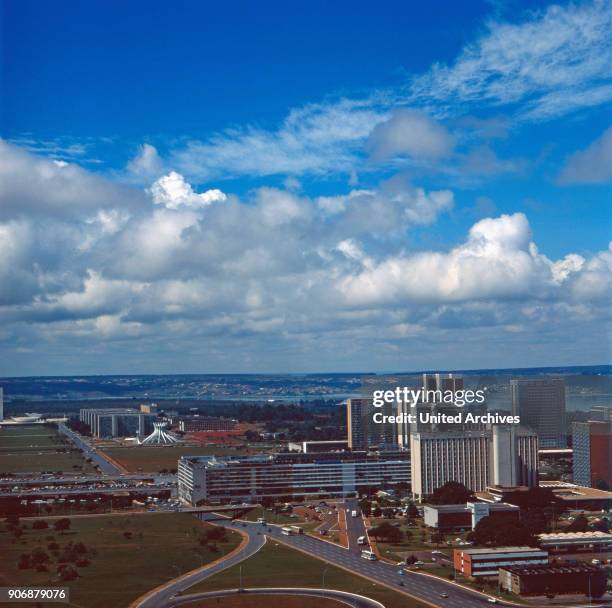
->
(487, 599, 498, 604)
(414, 561, 425, 566)
(397, 568, 405, 576)
(439, 593, 448, 598)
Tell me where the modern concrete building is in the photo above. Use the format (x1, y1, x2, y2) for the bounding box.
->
(177, 450, 410, 505)
(288, 440, 349, 453)
(572, 420, 612, 489)
(454, 546, 548, 578)
(346, 398, 397, 451)
(178, 416, 236, 432)
(424, 501, 520, 532)
(79, 408, 155, 438)
(588, 405, 612, 422)
(499, 563, 607, 597)
(511, 378, 566, 448)
(538, 531, 612, 553)
(410, 426, 538, 500)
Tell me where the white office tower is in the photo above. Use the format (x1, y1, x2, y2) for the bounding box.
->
(0, 387, 3, 421)
(141, 421, 180, 445)
(411, 425, 538, 500)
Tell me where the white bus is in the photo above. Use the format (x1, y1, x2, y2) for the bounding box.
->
(289, 525, 304, 534)
(361, 550, 377, 561)
(281, 527, 293, 535)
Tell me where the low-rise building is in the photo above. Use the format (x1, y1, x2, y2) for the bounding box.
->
(538, 531, 612, 553)
(454, 546, 548, 578)
(499, 564, 607, 597)
(288, 440, 349, 453)
(178, 451, 410, 505)
(424, 501, 520, 532)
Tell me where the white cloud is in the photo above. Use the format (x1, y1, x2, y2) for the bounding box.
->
(409, 1, 612, 121)
(558, 125, 612, 183)
(127, 143, 163, 178)
(366, 110, 455, 161)
(148, 171, 227, 209)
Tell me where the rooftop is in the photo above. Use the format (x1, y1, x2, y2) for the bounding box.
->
(539, 531, 612, 541)
(455, 546, 547, 555)
(500, 564, 602, 576)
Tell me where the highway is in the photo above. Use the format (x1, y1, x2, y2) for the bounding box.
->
(57, 423, 123, 475)
(344, 498, 368, 553)
(196, 515, 505, 608)
(0, 473, 176, 486)
(133, 525, 266, 608)
(167, 587, 384, 608)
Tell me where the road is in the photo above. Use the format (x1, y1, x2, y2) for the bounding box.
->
(133, 526, 266, 608)
(194, 515, 506, 608)
(57, 423, 124, 475)
(167, 587, 384, 608)
(343, 498, 368, 553)
(136, 514, 609, 608)
(0, 473, 176, 486)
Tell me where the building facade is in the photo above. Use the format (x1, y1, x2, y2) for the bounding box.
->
(572, 421, 612, 489)
(424, 502, 520, 532)
(410, 426, 538, 500)
(178, 416, 236, 432)
(499, 564, 607, 597)
(511, 378, 566, 448)
(454, 546, 548, 578)
(178, 451, 410, 505)
(79, 408, 155, 438)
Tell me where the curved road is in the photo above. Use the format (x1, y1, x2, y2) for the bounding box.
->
(166, 586, 384, 608)
(137, 514, 609, 608)
(133, 525, 266, 608)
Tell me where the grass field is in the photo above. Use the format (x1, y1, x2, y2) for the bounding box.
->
(0, 513, 242, 608)
(240, 507, 299, 525)
(185, 539, 429, 608)
(100, 445, 266, 473)
(181, 594, 344, 608)
(0, 425, 97, 474)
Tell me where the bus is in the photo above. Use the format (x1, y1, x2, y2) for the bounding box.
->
(361, 550, 377, 561)
(289, 525, 304, 534)
(281, 527, 293, 535)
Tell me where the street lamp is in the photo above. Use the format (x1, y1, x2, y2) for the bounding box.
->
(322, 566, 329, 596)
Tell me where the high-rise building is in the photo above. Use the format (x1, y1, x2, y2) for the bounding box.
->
(410, 426, 538, 500)
(511, 378, 566, 448)
(346, 398, 397, 451)
(588, 406, 612, 423)
(422, 372, 464, 401)
(572, 421, 612, 489)
(79, 408, 155, 438)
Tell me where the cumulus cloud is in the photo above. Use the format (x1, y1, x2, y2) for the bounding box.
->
(366, 110, 455, 161)
(148, 171, 227, 209)
(0, 144, 610, 373)
(558, 125, 612, 184)
(337, 213, 610, 306)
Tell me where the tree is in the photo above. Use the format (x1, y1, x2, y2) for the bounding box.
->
(566, 515, 589, 532)
(405, 554, 417, 565)
(406, 502, 419, 519)
(468, 516, 537, 547)
(429, 482, 473, 505)
(54, 518, 71, 533)
(431, 531, 445, 546)
(369, 522, 403, 543)
(32, 520, 49, 530)
(359, 499, 372, 518)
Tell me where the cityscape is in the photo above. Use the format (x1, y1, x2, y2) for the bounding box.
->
(1, 0, 611, 607)
(0, 370, 611, 607)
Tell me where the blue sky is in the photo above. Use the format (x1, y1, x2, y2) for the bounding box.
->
(0, 0, 610, 375)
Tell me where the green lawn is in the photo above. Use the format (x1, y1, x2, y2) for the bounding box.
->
(0, 513, 241, 608)
(240, 507, 299, 525)
(185, 539, 429, 608)
(181, 595, 345, 608)
(100, 445, 267, 473)
(0, 425, 97, 474)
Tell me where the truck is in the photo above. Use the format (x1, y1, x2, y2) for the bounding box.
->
(351, 509, 358, 517)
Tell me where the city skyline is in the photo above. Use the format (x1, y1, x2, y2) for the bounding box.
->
(1, 0, 611, 375)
